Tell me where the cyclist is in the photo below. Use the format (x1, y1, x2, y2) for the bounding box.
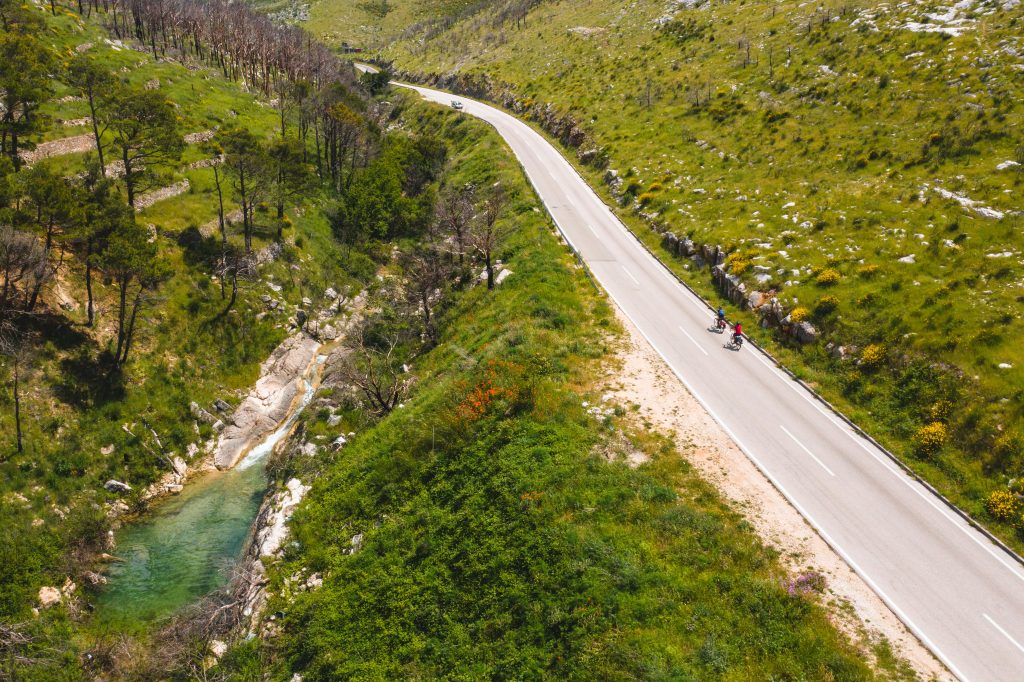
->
(716, 306, 727, 331)
(732, 321, 743, 346)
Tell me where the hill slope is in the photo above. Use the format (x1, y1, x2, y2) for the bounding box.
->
(303, 0, 1024, 546)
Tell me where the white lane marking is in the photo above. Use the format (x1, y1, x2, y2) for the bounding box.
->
(677, 325, 709, 357)
(621, 265, 640, 286)
(780, 425, 836, 477)
(566, 195, 577, 208)
(983, 613, 1024, 656)
(585, 223, 601, 238)
(611, 310, 970, 682)
(412, 82, 975, 679)
(748, 349, 1024, 584)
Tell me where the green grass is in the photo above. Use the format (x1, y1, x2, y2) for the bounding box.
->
(216, 98, 909, 681)
(298, 0, 1024, 548)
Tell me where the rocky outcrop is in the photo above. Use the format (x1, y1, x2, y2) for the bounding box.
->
(214, 334, 321, 469)
(38, 586, 61, 608)
(104, 480, 132, 494)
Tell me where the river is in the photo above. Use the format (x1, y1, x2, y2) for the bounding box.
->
(93, 359, 323, 630)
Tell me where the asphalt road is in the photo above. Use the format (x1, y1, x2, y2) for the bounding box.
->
(377, 70, 1024, 681)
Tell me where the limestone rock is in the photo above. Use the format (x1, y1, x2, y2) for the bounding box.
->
(209, 640, 228, 659)
(793, 321, 819, 344)
(100, 444, 115, 455)
(213, 399, 231, 413)
(189, 401, 219, 425)
(104, 480, 132, 494)
(82, 571, 107, 586)
(38, 586, 61, 608)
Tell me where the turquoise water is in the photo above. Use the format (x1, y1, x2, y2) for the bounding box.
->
(94, 371, 320, 629)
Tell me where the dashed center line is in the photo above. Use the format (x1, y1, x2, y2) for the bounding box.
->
(780, 425, 836, 477)
(677, 325, 709, 357)
(984, 613, 1024, 656)
(621, 265, 640, 286)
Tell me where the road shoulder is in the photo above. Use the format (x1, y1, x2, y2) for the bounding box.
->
(602, 303, 952, 681)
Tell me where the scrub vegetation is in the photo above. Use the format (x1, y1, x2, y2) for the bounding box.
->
(215, 101, 898, 682)
(305, 0, 1024, 548)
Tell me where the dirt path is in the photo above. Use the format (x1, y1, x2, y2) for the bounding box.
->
(602, 305, 951, 681)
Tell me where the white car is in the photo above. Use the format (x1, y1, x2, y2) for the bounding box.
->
(450, 100, 464, 110)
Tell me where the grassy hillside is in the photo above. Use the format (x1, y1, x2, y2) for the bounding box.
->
(299, 0, 1024, 546)
(214, 97, 909, 681)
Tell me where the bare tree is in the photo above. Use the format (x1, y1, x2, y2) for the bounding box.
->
(0, 322, 35, 455)
(435, 183, 475, 266)
(337, 333, 415, 417)
(0, 225, 50, 317)
(214, 244, 255, 315)
(467, 185, 511, 290)
(400, 244, 450, 344)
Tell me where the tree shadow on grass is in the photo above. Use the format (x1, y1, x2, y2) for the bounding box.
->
(22, 312, 89, 352)
(52, 348, 126, 409)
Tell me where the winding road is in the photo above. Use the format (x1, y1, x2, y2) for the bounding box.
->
(375, 69, 1024, 681)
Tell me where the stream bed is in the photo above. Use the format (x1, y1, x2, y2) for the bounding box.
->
(94, 366, 321, 629)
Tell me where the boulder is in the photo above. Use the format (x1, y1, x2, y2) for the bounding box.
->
(81, 571, 107, 586)
(172, 456, 188, 477)
(793, 321, 819, 344)
(827, 343, 849, 360)
(681, 238, 696, 257)
(495, 269, 513, 285)
(295, 309, 307, 327)
(100, 444, 115, 455)
(209, 640, 228, 659)
(165, 484, 183, 494)
(104, 480, 132, 495)
(747, 291, 766, 309)
(189, 401, 218, 425)
(213, 399, 231, 413)
(38, 586, 61, 608)
(324, 287, 338, 300)
(301, 297, 312, 306)
(321, 324, 339, 341)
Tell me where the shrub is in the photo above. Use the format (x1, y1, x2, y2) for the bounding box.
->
(994, 433, 1020, 460)
(860, 344, 886, 368)
(929, 400, 953, 422)
(725, 252, 750, 275)
(789, 306, 810, 322)
(815, 268, 841, 286)
(914, 422, 948, 455)
(814, 295, 839, 316)
(856, 264, 879, 278)
(986, 490, 1019, 521)
(637, 191, 657, 206)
